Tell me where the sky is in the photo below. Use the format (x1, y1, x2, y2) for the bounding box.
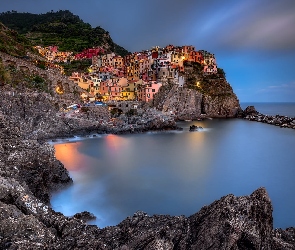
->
(1, 0, 295, 102)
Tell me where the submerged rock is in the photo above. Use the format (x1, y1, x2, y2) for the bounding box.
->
(189, 124, 203, 131)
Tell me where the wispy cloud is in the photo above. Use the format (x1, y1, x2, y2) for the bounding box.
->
(257, 82, 295, 93)
(194, 0, 295, 51)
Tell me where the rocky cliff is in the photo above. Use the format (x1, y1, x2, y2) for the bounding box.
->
(153, 62, 241, 120)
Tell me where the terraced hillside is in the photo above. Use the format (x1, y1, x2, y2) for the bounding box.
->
(0, 10, 129, 56)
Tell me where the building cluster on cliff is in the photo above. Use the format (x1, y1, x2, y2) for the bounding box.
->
(35, 44, 218, 102)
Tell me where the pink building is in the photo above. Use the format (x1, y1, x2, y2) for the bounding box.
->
(74, 47, 104, 60)
(137, 81, 162, 102)
(100, 81, 109, 99)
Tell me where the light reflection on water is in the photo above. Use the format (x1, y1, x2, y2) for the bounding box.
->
(51, 118, 295, 229)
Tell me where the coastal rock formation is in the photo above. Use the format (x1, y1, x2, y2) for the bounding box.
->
(153, 85, 203, 120)
(0, 52, 88, 105)
(243, 105, 259, 116)
(99, 188, 276, 249)
(241, 106, 295, 129)
(153, 83, 240, 120)
(202, 94, 240, 118)
(1, 168, 295, 250)
(152, 65, 240, 120)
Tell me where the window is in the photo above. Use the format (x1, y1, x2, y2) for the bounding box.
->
(152, 89, 155, 92)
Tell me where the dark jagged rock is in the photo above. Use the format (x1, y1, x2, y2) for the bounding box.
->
(73, 211, 96, 222)
(241, 106, 295, 130)
(189, 124, 203, 131)
(243, 105, 259, 116)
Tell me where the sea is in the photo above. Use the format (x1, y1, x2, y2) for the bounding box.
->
(51, 102, 295, 229)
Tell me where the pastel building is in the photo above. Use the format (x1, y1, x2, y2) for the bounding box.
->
(120, 78, 136, 100)
(100, 80, 110, 100)
(137, 81, 162, 102)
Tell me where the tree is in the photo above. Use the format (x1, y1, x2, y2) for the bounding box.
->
(217, 68, 226, 77)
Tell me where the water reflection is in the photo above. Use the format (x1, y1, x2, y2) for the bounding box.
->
(51, 119, 295, 229)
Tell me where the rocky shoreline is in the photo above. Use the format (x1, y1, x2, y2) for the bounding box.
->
(1, 101, 295, 249)
(240, 106, 295, 129)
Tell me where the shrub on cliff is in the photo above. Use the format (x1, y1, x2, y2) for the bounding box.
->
(0, 59, 11, 86)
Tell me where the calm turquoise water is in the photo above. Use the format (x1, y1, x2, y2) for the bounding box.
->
(51, 103, 295, 229)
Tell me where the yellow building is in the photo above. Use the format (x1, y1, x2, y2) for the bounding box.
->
(117, 78, 135, 100)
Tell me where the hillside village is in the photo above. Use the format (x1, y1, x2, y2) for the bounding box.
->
(35, 44, 219, 103)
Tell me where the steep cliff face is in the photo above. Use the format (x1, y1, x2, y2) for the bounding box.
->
(153, 84, 203, 120)
(153, 62, 241, 120)
(202, 93, 240, 117)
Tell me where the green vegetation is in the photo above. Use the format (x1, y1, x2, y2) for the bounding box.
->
(1, 62, 50, 92)
(0, 10, 130, 56)
(35, 60, 47, 70)
(217, 68, 226, 77)
(26, 75, 48, 91)
(60, 59, 92, 76)
(182, 60, 232, 97)
(0, 59, 11, 86)
(0, 22, 35, 56)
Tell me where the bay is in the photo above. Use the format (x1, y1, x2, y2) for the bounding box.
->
(51, 103, 295, 229)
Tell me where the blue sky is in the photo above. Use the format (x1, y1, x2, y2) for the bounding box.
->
(1, 0, 295, 102)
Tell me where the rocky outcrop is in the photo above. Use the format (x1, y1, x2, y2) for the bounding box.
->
(202, 94, 240, 118)
(1, 172, 295, 249)
(242, 105, 259, 116)
(152, 81, 240, 120)
(154, 85, 203, 120)
(241, 106, 295, 129)
(0, 52, 88, 105)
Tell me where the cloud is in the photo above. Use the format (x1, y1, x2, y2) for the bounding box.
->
(193, 0, 295, 51)
(257, 82, 295, 93)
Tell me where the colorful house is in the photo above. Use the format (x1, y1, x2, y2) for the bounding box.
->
(137, 81, 162, 102)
